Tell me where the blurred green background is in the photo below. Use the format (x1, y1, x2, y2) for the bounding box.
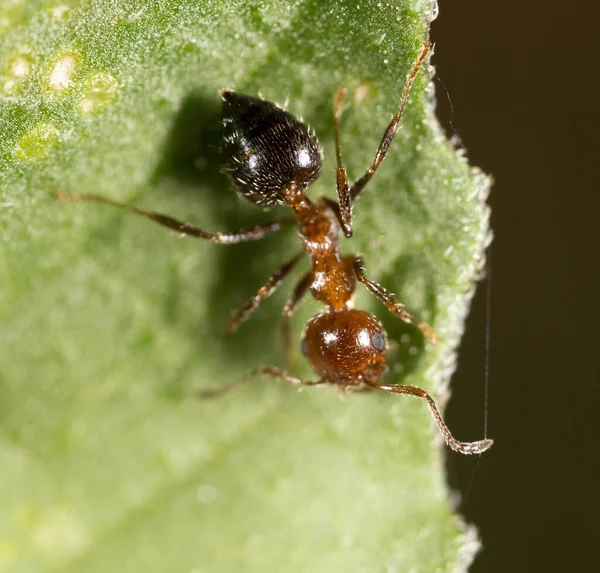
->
(433, 2, 599, 572)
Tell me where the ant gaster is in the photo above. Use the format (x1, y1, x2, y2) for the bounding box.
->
(59, 40, 492, 455)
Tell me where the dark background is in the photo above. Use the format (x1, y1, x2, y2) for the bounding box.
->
(432, 2, 599, 572)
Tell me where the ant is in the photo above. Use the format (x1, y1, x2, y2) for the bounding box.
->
(59, 39, 492, 455)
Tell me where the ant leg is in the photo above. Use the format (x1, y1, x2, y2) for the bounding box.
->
(365, 381, 493, 455)
(351, 255, 438, 343)
(282, 271, 312, 368)
(228, 252, 304, 332)
(320, 196, 354, 237)
(349, 39, 431, 202)
(57, 193, 295, 244)
(199, 366, 325, 398)
(332, 88, 353, 238)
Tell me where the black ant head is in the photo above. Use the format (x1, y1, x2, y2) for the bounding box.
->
(301, 310, 388, 384)
(221, 91, 322, 208)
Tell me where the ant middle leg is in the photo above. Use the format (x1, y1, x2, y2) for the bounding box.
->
(282, 271, 312, 368)
(351, 255, 437, 343)
(364, 381, 493, 455)
(348, 39, 431, 202)
(57, 193, 295, 244)
(198, 366, 325, 398)
(228, 252, 304, 332)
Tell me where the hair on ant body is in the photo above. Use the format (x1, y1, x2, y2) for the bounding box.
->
(59, 39, 492, 456)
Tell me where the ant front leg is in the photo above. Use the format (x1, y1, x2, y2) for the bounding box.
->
(57, 193, 295, 244)
(351, 255, 437, 343)
(198, 366, 325, 398)
(364, 381, 493, 455)
(282, 271, 312, 368)
(228, 252, 304, 332)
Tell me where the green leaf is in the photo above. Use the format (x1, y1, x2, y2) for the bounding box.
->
(0, 1, 490, 572)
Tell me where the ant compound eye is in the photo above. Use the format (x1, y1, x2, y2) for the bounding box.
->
(371, 331, 386, 352)
(300, 337, 309, 356)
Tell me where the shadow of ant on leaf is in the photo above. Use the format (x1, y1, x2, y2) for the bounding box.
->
(150, 90, 296, 387)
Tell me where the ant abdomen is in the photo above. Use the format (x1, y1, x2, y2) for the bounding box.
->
(301, 310, 388, 383)
(221, 91, 322, 208)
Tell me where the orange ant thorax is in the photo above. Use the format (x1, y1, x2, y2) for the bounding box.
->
(284, 184, 355, 311)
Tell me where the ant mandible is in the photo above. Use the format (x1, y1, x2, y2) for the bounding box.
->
(59, 39, 493, 455)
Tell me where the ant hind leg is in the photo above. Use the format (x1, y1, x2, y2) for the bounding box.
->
(328, 40, 431, 237)
(348, 39, 431, 202)
(57, 192, 295, 244)
(332, 88, 353, 237)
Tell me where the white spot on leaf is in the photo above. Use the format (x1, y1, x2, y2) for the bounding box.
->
(46, 51, 78, 93)
(78, 71, 118, 114)
(15, 123, 60, 161)
(2, 50, 34, 95)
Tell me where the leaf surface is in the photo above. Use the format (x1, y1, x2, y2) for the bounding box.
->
(0, 1, 490, 571)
